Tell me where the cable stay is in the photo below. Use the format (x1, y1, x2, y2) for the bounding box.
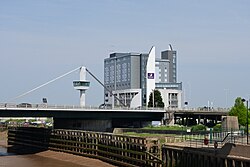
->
(86, 68, 126, 107)
(10, 66, 82, 102)
(9, 66, 127, 107)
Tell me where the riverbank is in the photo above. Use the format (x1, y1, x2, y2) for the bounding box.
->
(0, 130, 115, 167)
(0, 151, 115, 167)
(0, 130, 7, 147)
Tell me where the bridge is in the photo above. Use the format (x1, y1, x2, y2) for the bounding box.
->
(0, 103, 166, 131)
(0, 103, 229, 130)
(0, 66, 230, 130)
(166, 108, 229, 126)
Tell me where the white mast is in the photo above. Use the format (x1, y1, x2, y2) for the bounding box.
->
(73, 66, 90, 107)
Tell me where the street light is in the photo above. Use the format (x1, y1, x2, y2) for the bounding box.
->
(242, 98, 249, 144)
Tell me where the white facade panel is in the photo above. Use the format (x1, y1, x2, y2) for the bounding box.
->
(158, 89, 183, 109)
(146, 46, 156, 105)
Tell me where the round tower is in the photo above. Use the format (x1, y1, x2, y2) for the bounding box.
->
(73, 66, 90, 107)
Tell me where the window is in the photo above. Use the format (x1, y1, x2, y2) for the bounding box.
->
(173, 55, 176, 63)
(105, 66, 109, 84)
(116, 64, 121, 82)
(122, 63, 127, 82)
(73, 81, 90, 87)
(110, 65, 114, 83)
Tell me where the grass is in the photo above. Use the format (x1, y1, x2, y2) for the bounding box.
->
(124, 132, 173, 144)
(123, 131, 207, 145)
(124, 132, 176, 137)
(142, 125, 187, 131)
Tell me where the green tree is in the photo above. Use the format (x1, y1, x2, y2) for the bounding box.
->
(148, 89, 164, 108)
(229, 97, 248, 126)
(213, 124, 222, 132)
(191, 124, 206, 132)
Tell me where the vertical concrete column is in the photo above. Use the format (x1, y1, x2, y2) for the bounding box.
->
(204, 118, 207, 125)
(186, 115, 188, 126)
(215, 116, 218, 124)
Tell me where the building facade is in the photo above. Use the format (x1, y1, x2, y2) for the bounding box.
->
(104, 46, 183, 109)
(155, 47, 182, 108)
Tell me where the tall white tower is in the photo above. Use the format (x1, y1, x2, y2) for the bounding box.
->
(73, 67, 90, 107)
(146, 46, 156, 105)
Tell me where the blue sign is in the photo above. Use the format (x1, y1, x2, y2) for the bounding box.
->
(147, 73, 154, 79)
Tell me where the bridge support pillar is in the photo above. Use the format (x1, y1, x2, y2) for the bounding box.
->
(182, 116, 185, 125)
(53, 118, 112, 132)
(198, 115, 201, 124)
(53, 118, 151, 132)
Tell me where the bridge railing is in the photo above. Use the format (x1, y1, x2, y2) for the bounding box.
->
(0, 103, 165, 111)
(0, 102, 229, 112)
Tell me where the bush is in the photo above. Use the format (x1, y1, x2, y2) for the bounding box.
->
(213, 124, 222, 132)
(191, 124, 206, 132)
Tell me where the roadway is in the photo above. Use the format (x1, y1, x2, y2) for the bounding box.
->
(0, 103, 165, 120)
(0, 103, 166, 131)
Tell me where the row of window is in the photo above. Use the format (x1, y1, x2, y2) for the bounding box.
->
(105, 83, 131, 89)
(104, 62, 130, 84)
(73, 81, 90, 87)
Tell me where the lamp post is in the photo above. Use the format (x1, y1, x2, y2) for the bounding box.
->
(242, 98, 249, 144)
(247, 100, 249, 144)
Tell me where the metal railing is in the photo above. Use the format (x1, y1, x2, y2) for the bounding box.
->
(165, 130, 248, 148)
(0, 102, 229, 112)
(0, 103, 166, 111)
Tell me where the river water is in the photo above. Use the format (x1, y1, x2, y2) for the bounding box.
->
(0, 130, 114, 167)
(0, 146, 114, 167)
(0, 146, 85, 167)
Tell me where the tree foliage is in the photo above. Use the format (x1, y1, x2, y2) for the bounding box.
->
(191, 124, 206, 132)
(148, 89, 164, 108)
(229, 97, 248, 126)
(213, 124, 222, 132)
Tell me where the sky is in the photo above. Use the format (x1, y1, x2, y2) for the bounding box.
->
(0, 0, 250, 108)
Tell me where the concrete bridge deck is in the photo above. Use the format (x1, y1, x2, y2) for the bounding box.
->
(0, 103, 229, 131)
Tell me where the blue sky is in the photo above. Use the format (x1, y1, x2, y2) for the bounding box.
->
(0, 0, 250, 108)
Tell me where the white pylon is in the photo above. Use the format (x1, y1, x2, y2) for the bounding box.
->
(73, 67, 90, 107)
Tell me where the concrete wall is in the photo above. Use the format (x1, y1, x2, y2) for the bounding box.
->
(162, 143, 250, 167)
(221, 116, 239, 131)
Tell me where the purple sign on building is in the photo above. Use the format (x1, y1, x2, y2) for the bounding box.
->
(147, 73, 154, 79)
